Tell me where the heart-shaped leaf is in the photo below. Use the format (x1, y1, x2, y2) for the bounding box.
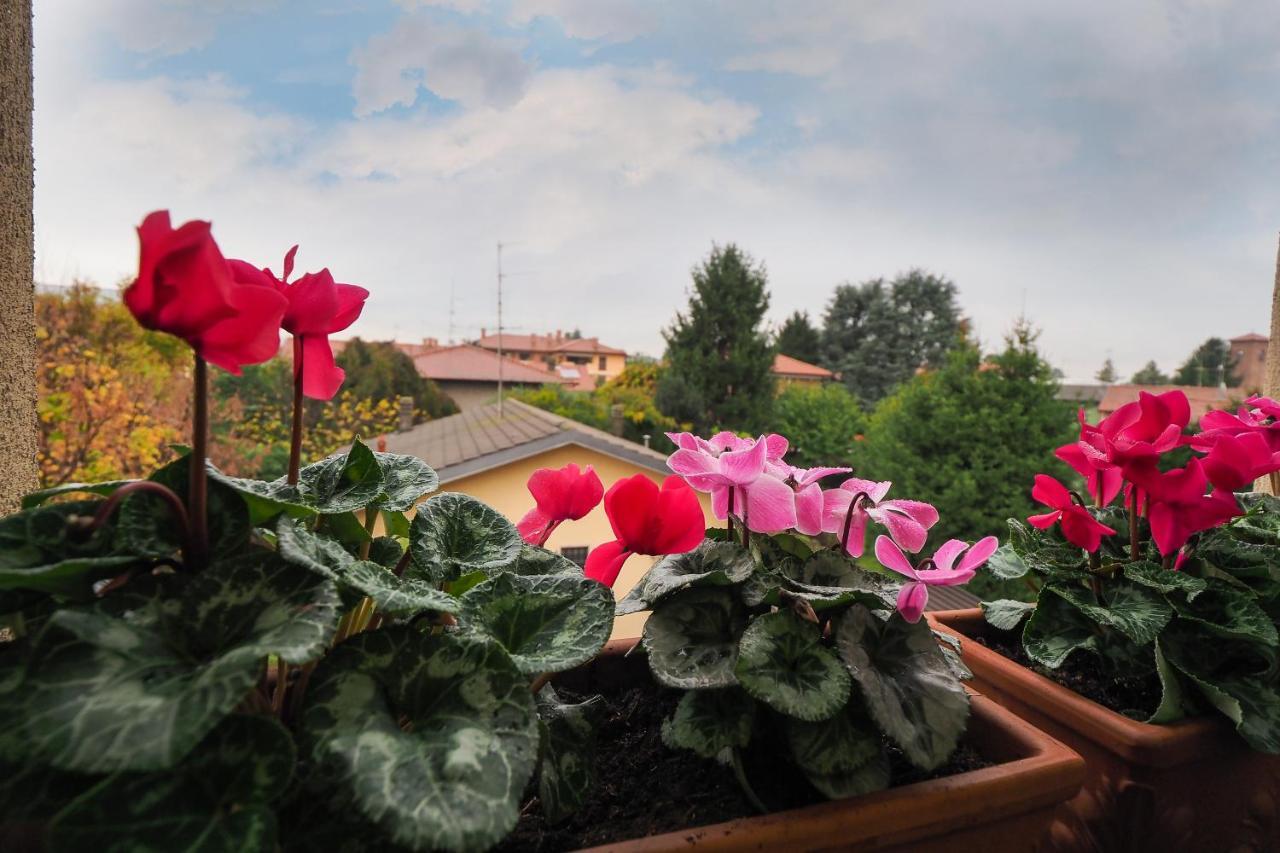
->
(617, 540, 755, 615)
(1169, 579, 1277, 646)
(1008, 518, 1086, 575)
(735, 610, 850, 721)
(409, 493, 520, 583)
(1048, 578, 1172, 646)
(643, 587, 746, 689)
(1021, 586, 1100, 668)
(981, 599, 1035, 631)
(0, 552, 339, 774)
(299, 627, 539, 852)
(297, 438, 384, 514)
(1123, 561, 1207, 600)
(342, 560, 461, 619)
(0, 501, 139, 599)
(371, 451, 439, 512)
(835, 605, 969, 770)
(785, 703, 888, 799)
(48, 714, 294, 853)
(276, 516, 356, 580)
(21, 480, 135, 509)
(205, 465, 315, 524)
(507, 545, 581, 577)
(536, 684, 602, 824)
(984, 542, 1031, 580)
(778, 550, 895, 611)
(120, 455, 252, 559)
(661, 687, 755, 759)
(461, 573, 613, 675)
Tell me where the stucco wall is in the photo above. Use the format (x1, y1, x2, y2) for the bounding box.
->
(438, 443, 718, 639)
(0, 0, 37, 512)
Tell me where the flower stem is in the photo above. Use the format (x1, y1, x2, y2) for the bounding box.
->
(359, 509, 379, 560)
(84, 481, 193, 565)
(730, 748, 768, 814)
(189, 354, 209, 571)
(529, 672, 552, 694)
(839, 491, 869, 554)
(288, 336, 305, 485)
(1128, 486, 1140, 563)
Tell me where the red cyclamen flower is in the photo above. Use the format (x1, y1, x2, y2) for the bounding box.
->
(516, 463, 605, 546)
(124, 211, 286, 373)
(583, 475, 705, 587)
(230, 246, 368, 400)
(1143, 459, 1242, 555)
(1201, 432, 1280, 492)
(1028, 474, 1117, 552)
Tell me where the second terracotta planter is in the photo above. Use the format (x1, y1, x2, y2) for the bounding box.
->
(930, 609, 1280, 853)
(550, 638, 1084, 853)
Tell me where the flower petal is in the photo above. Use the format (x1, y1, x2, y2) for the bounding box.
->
(583, 540, 632, 587)
(896, 582, 928, 623)
(874, 535, 917, 579)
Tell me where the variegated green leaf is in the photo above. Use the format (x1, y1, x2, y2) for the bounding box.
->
(1169, 580, 1277, 646)
(1008, 518, 1086, 575)
(536, 684, 601, 824)
(644, 587, 746, 689)
(617, 540, 755, 615)
(785, 703, 889, 799)
(21, 480, 134, 509)
(1049, 579, 1171, 646)
(981, 599, 1035, 631)
(205, 464, 315, 524)
(1022, 586, 1100, 668)
(299, 628, 539, 852)
(0, 500, 137, 599)
(835, 606, 968, 770)
(1123, 561, 1207, 599)
(121, 456, 251, 559)
(984, 542, 1031, 580)
(275, 516, 355, 580)
(342, 560, 461, 618)
(297, 438, 384, 514)
(371, 452, 438, 512)
(778, 550, 895, 611)
(661, 687, 755, 759)
(735, 610, 850, 722)
(507, 545, 581, 577)
(409, 493, 521, 583)
(48, 714, 293, 853)
(461, 573, 612, 675)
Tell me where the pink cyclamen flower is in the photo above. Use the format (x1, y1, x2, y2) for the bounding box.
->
(1028, 474, 1117, 552)
(1195, 396, 1280, 453)
(1201, 431, 1280, 492)
(666, 432, 797, 534)
(1143, 459, 1242, 555)
(821, 478, 939, 557)
(875, 534, 998, 623)
(764, 461, 852, 536)
(1065, 391, 1191, 501)
(229, 246, 368, 401)
(516, 463, 605, 547)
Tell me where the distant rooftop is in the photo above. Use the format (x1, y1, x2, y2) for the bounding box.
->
(379, 399, 667, 483)
(475, 331, 626, 357)
(1098, 384, 1240, 418)
(412, 344, 570, 385)
(1057, 384, 1108, 404)
(772, 353, 836, 380)
(1230, 332, 1268, 343)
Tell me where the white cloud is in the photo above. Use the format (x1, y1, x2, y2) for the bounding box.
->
(508, 0, 659, 42)
(350, 17, 531, 115)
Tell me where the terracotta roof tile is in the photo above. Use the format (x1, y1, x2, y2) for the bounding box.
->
(412, 344, 570, 385)
(772, 353, 835, 379)
(1097, 384, 1241, 419)
(1230, 332, 1269, 343)
(475, 333, 627, 356)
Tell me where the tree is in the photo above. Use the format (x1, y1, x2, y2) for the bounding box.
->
(513, 362, 678, 450)
(1130, 360, 1170, 384)
(336, 338, 458, 420)
(1095, 358, 1117, 383)
(770, 382, 865, 471)
(822, 269, 962, 406)
(775, 310, 822, 364)
(35, 284, 191, 486)
(856, 317, 1074, 556)
(1173, 337, 1238, 387)
(655, 244, 776, 433)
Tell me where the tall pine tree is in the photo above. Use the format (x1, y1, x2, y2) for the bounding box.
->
(1173, 338, 1238, 386)
(1130, 360, 1170, 384)
(776, 310, 822, 364)
(1095, 358, 1117, 383)
(656, 244, 776, 433)
(822, 269, 962, 406)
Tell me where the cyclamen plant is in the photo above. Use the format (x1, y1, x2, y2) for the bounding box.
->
(980, 390, 1280, 753)
(618, 431, 995, 805)
(0, 212, 627, 852)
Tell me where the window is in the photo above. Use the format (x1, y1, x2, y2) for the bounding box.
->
(560, 546, 589, 568)
(598, 356, 607, 371)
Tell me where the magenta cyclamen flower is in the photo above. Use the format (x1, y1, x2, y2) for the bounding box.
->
(666, 432, 797, 534)
(1028, 474, 1116, 552)
(875, 535, 998, 623)
(821, 477, 939, 557)
(765, 461, 852, 535)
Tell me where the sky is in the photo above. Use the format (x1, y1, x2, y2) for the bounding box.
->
(31, 0, 1280, 381)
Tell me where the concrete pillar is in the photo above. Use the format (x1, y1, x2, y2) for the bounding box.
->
(1265, 234, 1280, 401)
(0, 0, 37, 512)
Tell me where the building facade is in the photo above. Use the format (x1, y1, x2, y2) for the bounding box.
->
(1230, 333, 1268, 394)
(474, 331, 627, 390)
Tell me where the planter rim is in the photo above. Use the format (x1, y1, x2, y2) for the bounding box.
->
(573, 637, 1085, 853)
(929, 608, 1240, 768)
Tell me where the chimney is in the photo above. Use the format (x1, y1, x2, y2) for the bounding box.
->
(610, 403, 624, 437)
(481, 327, 487, 339)
(397, 396, 414, 432)
(422, 336, 438, 350)
(377, 435, 387, 452)
(556, 329, 563, 342)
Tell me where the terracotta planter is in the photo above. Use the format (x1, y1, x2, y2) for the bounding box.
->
(930, 609, 1280, 852)
(549, 638, 1084, 853)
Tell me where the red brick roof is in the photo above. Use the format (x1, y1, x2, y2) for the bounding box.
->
(412, 344, 570, 385)
(772, 353, 835, 379)
(475, 333, 626, 357)
(1230, 332, 1268, 343)
(1097, 384, 1240, 419)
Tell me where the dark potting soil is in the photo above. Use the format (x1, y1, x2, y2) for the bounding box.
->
(497, 682, 991, 853)
(976, 631, 1163, 719)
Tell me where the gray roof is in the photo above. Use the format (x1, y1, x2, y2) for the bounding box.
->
(1057, 383, 1108, 403)
(379, 399, 670, 484)
(926, 585, 981, 611)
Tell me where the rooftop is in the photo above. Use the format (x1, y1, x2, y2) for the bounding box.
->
(1057, 383, 1108, 404)
(1098, 384, 1241, 418)
(412, 344, 570, 385)
(772, 353, 836, 379)
(475, 332, 627, 357)
(379, 398, 668, 483)
(1230, 332, 1269, 343)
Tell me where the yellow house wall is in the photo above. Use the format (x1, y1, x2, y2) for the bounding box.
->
(438, 443, 716, 638)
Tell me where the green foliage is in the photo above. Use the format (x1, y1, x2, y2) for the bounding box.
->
(857, 320, 1075, 550)
(1173, 337, 1239, 387)
(821, 269, 962, 406)
(769, 382, 865, 470)
(775, 310, 822, 364)
(0, 436, 616, 850)
(1095, 358, 1117, 383)
(656, 244, 776, 433)
(1130, 360, 1171, 384)
(335, 337, 458, 420)
(978, 497, 1280, 752)
(629, 522, 972, 803)
(509, 366, 677, 451)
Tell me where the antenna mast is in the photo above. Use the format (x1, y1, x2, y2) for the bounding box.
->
(497, 242, 505, 416)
